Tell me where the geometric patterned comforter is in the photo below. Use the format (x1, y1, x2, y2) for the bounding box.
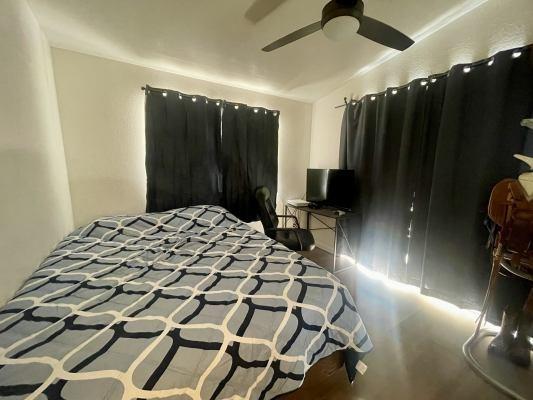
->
(0, 205, 372, 399)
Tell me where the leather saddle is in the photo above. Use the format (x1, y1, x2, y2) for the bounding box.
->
(488, 179, 533, 268)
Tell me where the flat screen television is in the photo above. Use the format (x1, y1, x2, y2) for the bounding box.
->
(306, 169, 356, 210)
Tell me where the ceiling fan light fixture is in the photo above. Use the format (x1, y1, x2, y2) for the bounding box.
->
(323, 15, 360, 41)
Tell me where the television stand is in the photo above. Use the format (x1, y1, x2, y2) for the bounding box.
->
(284, 203, 358, 271)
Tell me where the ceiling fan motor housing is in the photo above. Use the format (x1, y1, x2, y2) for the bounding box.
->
(322, 0, 364, 25)
(322, 0, 364, 41)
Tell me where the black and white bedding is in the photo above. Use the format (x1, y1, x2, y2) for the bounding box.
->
(0, 205, 372, 399)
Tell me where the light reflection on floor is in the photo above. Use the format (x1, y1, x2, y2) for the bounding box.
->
(299, 248, 512, 400)
(338, 253, 500, 330)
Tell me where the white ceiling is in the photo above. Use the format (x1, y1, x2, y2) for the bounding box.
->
(29, 0, 475, 102)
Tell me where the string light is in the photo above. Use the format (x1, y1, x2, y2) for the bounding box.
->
(178, 94, 182, 100)
(254, 108, 259, 113)
(162, 92, 167, 97)
(273, 112, 278, 116)
(512, 50, 522, 58)
(234, 105, 239, 109)
(370, 95, 376, 101)
(487, 58, 494, 66)
(463, 66, 471, 73)
(192, 97, 197, 102)
(430, 78, 437, 83)
(391, 89, 398, 95)
(407, 85, 411, 90)
(420, 80, 428, 86)
(216, 101, 220, 106)
(205, 99, 208, 104)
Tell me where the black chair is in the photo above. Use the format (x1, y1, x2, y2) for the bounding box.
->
(255, 186, 315, 251)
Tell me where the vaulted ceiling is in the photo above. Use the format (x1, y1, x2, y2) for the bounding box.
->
(29, 0, 479, 102)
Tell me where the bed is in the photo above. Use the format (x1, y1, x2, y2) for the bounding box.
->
(0, 205, 372, 399)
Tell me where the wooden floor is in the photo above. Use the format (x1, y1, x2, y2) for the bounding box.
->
(297, 248, 513, 400)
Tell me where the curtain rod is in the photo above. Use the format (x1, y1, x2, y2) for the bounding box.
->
(334, 97, 352, 109)
(332, 43, 532, 110)
(333, 72, 447, 109)
(141, 86, 280, 114)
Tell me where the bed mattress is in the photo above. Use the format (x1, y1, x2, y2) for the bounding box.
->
(0, 205, 371, 399)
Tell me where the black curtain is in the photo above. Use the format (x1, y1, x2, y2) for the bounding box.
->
(221, 104, 279, 222)
(339, 45, 533, 313)
(340, 78, 444, 280)
(422, 47, 533, 314)
(145, 86, 279, 222)
(145, 88, 221, 212)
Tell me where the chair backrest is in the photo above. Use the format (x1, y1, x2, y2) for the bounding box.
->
(255, 186, 278, 231)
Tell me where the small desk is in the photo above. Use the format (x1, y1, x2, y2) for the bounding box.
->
(284, 204, 358, 271)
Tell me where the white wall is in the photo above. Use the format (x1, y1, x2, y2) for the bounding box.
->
(308, 0, 533, 252)
(51, 49, 313, 228)
(0, 0, 73, 304)
(310, 0, 533, 169)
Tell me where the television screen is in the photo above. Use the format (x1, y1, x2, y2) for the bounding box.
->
(306, 169, 328, 203)
(306, 169, 356, 210)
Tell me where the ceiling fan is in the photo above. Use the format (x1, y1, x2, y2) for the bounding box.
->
(246, 0, 414, 52)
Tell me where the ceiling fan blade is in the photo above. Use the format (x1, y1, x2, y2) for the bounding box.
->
(245, 0, 287, 23)
(358, 16, 414, 51)
(262, 21, 322, 52)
